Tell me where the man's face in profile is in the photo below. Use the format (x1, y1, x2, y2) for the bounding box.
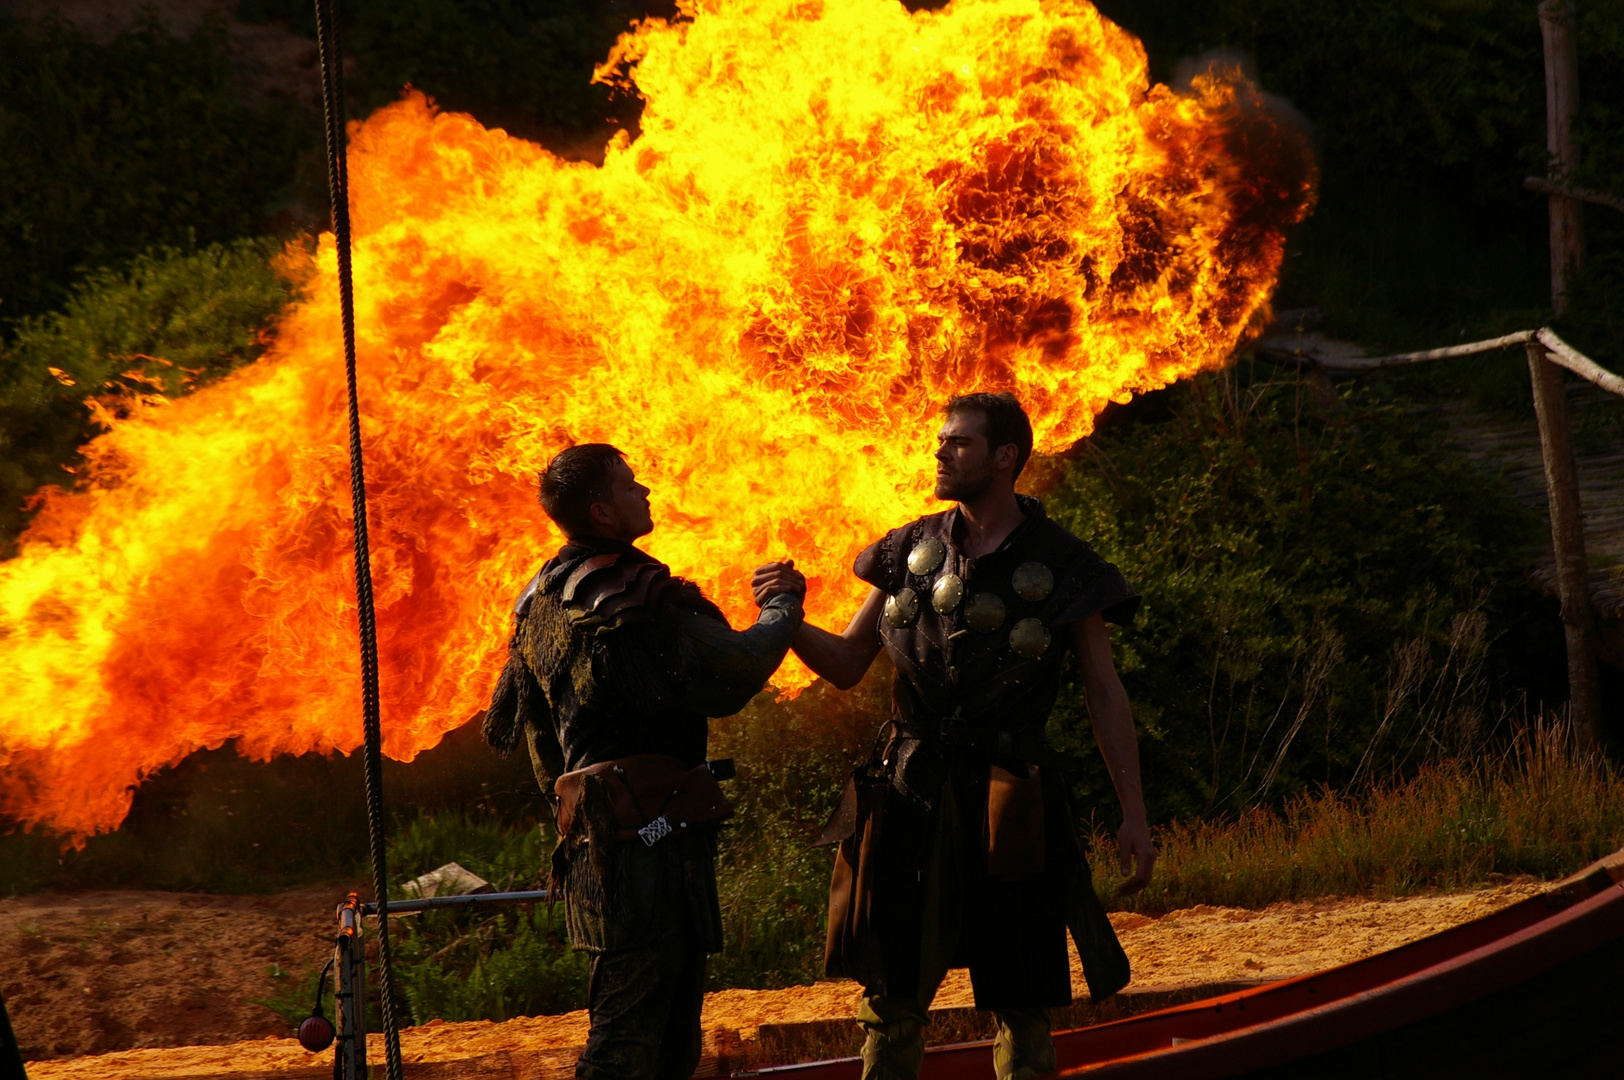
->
(593, 459, 654, 541)
(934, 409, 997, 502)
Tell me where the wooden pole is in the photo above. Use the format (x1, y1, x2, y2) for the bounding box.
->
(1532, 0, 1600, 749)
(1540, 0, 1584, 292)
(1527, 340, 1601, 746)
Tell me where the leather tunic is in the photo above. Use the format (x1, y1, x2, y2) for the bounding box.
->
(829, 495, 1139, 1005)
(484, 535, 802, 956)
(513, 537, 802, 776)
(854, 494, 1139, 806)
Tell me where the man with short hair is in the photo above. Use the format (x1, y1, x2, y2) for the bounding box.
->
(485, 443, 804, 1080)
(754, 393, 1154, 1080)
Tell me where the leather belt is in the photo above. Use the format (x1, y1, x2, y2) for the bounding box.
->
(892, 722, 1048, 761)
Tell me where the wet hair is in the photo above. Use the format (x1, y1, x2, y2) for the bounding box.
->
(945, 392, 1033, 479)
(538, 443, 625, 536)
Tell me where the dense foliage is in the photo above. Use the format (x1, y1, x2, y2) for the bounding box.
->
(386, 812, 587, 1022)
(0, 240, 301, 549)
(0, 14, 307, 323)
(1045, 368, 1555, 821)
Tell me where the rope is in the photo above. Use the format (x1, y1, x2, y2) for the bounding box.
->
(310, 3, 404, 1078)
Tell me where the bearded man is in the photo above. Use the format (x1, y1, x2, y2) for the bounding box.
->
(753, 393, 1154, 1080)
(484, 443, 805, 1080)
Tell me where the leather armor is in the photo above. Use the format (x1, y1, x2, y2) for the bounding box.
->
(488, 537, 801, 779)
(484, 535, 802, 959)
(854, 494, 1139, 806)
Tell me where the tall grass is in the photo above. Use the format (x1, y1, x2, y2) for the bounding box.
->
(336, 715, 1624, 1027)
(1092, 719, 1624, 914)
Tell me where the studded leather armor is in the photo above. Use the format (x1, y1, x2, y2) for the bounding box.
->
(854, 494, 1139, 805)
(487, 536, 803, 779)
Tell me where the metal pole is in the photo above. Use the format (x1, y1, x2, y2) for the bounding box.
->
(335, 894, 369, 1080)
(361, 889, 552, 916)
(1532, 0, 1600, 749)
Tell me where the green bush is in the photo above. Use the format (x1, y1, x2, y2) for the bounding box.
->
(0, 238, 301, 549)
(395, 904, 589, 1024)
(385, 811, 588, 1023)
(0, 13, 307, 322)
(1045, 367, 1551, 823)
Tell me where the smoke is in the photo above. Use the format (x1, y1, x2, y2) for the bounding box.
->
(1181, 50, 1319, 225)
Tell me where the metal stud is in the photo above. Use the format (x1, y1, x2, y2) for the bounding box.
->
(884, 588, 920, 627)
(907, 537, 946, 576)
(963, 592, 1007, 633)
(1012, 561, 1055, 602)
(932, 573, 964, 614)
(1009, 617, 1051, 658)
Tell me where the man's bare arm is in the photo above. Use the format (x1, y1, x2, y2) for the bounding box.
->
(1071, 614, 1156, 892)
(791, 587, 887, 690)
(751, 564, 886, 691)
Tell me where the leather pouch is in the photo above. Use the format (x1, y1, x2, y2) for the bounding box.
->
(986, 763, 1045, 880)
(819, 768, 888, 980)
(554, 754, 732, 843)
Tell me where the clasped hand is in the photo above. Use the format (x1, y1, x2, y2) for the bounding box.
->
(751, 560, 807, 607)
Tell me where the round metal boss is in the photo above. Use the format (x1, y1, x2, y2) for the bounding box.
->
(884, 588, 920, 628)
(1012, 561, 1055, 602)
(1009, 617, 1051, 658)
(907, 537, 946, 576)
(932, 573, 965, 614)
(963, 592, 1007, 633)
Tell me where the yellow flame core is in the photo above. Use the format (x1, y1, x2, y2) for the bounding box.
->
(0, 0, 1312, 837)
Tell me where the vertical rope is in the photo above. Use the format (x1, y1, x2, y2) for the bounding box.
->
(310, 3, 405, 1078)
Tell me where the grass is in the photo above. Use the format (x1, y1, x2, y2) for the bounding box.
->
(247, 961, 329, 1029)
(1092, 719, 1624, 915)
(374, 712, 1624, 1026)
(383, 811, 589, 1024)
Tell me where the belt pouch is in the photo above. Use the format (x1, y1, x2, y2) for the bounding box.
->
(985, 763, 1045, 880)
(554, 754, 732, 842)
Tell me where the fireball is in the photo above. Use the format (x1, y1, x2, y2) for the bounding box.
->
(0, 0, 1313, 838)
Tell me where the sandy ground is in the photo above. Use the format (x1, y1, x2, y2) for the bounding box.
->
(10, 880, 1546, 1078)
(0, 887, 340, 1061)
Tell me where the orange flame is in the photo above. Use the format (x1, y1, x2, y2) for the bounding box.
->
(0, 0, 1312, 838)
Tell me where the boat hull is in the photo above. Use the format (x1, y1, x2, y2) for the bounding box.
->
(740, 852, 1624, 1080)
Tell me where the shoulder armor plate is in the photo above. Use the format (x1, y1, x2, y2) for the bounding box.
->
(562, 553, 622, 602)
